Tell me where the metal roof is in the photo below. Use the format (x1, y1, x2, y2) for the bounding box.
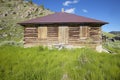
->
(19, 12, 108, 25)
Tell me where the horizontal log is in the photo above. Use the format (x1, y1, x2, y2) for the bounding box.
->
(47, 28, 58, 30)
(25, 27, 37, 29)
(48, 31, 58, 33)
(90, 27, 100, 30)
(69, 37, 79, 39)
(24, 32, 38, 34)
(48, 35, 58, 37)
(69, 29, 79, 31)
(68, 42, 87, 44)
(90, 32, 99, 35)
(25, 30, 38, 32)
(24, 37, 37, 39)
(25, 28, 37, 30)
(48, 38, 58, 40)
(47, 32, 58, 34)
(69, 33, 79, 36)
(24, 34, 38, 37)
(69, 31, 79, 33)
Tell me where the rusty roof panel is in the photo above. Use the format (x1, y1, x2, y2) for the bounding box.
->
(19, 12, 108, 25)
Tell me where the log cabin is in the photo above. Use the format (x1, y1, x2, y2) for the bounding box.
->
(19, 12, 108, 51)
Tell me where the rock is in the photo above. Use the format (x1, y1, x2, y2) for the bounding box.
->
(0, 35, 4, 39)
(1, 20, 5, 22)
(35, 7, 38, 12)
(3, 34, 8, 37)
(0, 27, 3, 30)
(96, 45, 103, 52)
(12, 11, 16, 14)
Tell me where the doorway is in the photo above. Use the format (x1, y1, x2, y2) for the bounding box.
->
(59, 26, 68, 44)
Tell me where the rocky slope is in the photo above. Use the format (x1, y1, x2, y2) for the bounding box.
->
(0, 0, 53, 42)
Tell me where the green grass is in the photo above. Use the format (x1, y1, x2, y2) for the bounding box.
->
(0, 45, 120, 80)
(103, 41, 120, 54)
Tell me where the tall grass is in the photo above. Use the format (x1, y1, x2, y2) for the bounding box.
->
(0, 45, 120, 80)
(103, 41, 120, 54)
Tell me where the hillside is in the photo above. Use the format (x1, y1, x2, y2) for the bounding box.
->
(102, 32, 116, 38)
(109, 31, 120, 36)
(0, 0, 53, 42)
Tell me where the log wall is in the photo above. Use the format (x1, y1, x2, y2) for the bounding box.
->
(47, 26, 59, 44)
(89, 27, 102, 44)
(24, 24, 102, 48)
(24, 27, 38, 44)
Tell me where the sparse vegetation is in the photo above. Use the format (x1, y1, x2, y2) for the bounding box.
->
(0, 44, 120, 80)
(39, 5, 45, 10)
(102, 31, 120, 53)
(102, 32, 116, 38)
(103, 41, 120, 54)
(26, 0, 33, 4)
(0, 0, 53, 43)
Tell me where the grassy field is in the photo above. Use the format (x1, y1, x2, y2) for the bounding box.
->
(0, 44, 120, 80)
(103, 41, 120, 54)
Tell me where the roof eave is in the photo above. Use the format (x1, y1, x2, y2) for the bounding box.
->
(18, 21, 108, 25)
